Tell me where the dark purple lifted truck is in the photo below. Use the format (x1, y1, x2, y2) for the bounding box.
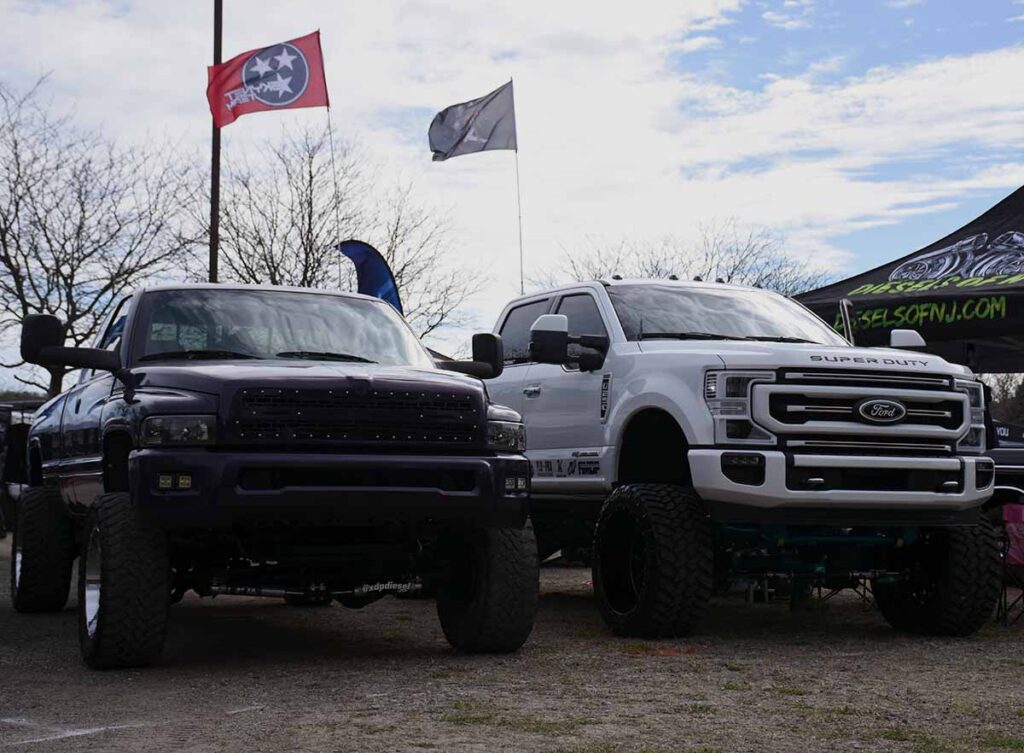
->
(12, 285, 537, 669)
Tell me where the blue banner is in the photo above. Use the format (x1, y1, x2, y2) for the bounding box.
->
(338, 240, 403, 315)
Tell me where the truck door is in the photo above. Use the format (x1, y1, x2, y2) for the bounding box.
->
(487, 297, 552, 416)
(60, 299, 129, 511)
(521, 292, 610, 494)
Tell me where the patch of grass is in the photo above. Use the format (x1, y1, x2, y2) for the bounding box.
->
(721, 680, 749, 691)
(878, 728, 951, 753)
(1017, 709, 1024, 719)
(440, 702, 582, 736)
(395, 613, 413, 622)
(682, 703, 714, 715)
(986, 737, 1024, 751)
(721, 661, 747, 672)
(623, 643, 687, 657)
(772, 686, 809, 697)
(428, 670, 452, 680)
(501, 717, 582, 735)
(950, 701, 977, 715)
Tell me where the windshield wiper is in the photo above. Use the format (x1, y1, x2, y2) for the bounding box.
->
(639, 332, 753, 341)
(745, 336, 817, 343)
(138, 349, 259, 362)
(276, 351, 377, 363)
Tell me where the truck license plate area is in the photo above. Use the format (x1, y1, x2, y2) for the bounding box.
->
(786, 465, 962, 494)
(237, 466, 478, 492)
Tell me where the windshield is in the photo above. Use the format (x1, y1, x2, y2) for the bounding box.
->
(133, 289, 436, 368)
(607, 284, 848, 346)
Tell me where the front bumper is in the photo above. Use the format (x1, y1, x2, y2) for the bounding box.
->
(689, 450, 994, 511)
(129, 449, 529, 529)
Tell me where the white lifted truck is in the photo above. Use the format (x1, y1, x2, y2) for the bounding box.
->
(489, 279, 1000, 638)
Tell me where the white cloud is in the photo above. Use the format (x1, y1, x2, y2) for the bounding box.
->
(0, 0, 1023, 383)
(886, 0, 924, 8)
(677, 35, 722, 53)
(762, 10, 810, 30)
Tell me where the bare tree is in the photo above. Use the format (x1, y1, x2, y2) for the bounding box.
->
(190, 127, 363, 288)
(0, 80, 196, 395)
(539, 219, 832, 296)
(195, 124, 483, 338)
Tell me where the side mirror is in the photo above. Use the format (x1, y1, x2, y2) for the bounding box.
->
(20, 313, 121, 373)
(471, 333, 504, 379)
(436, 333, 505, 380)
(890, 329, 926, 350)
(530, 314, 569, 364)
(20, 314, 65, 364)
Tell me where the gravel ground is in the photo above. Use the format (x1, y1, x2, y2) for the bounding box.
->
(0, 535, 1021, 753)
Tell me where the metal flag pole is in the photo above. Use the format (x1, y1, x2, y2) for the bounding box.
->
(208, 0, 223, 283)
(514, 148, 524, 295)
(511, 78, 524, 295)
(326, 106, 345, 288)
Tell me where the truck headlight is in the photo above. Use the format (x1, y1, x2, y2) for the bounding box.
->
(955, 379, 986, 454)
(141, 415, 217, 447)
(704, 370, 776, 445)
(487, 404, 526, 452)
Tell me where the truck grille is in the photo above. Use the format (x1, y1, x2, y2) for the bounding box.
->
(753, 369, 969, 457)
(226, 387, 484, 450)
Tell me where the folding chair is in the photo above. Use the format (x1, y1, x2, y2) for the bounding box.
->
(997, 503, 1024, 625)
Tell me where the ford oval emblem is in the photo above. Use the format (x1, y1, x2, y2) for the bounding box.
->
(857, 398, 907, 424)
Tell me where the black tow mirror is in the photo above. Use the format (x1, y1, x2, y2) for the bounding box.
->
(530, 314, 570, 364)
(20, 314, 65, 364)
(20, 313, 121, 373)
(436, 333, 505, 380)
(471, 333, 504, 379)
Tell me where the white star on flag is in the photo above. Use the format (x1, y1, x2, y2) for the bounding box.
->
(250, 56, 273, 77)
(274, 47, 297, 70)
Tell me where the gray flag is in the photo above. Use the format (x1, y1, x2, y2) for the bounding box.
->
(428, 81, 517, 162)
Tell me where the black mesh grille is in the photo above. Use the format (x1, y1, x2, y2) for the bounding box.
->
(227, 387, 483, 449)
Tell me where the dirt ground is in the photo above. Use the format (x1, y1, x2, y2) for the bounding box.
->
(0, 536, 1021, 753)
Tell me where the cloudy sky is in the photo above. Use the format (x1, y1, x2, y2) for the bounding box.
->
(3, 0, 1024, 361)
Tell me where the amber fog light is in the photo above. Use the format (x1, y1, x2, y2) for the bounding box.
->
(721, 453, 766, 486)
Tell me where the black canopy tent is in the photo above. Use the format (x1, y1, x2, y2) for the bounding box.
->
(796, 187, 1024, 373)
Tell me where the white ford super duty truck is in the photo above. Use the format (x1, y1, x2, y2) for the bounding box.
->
(488, 278, 1000, 638)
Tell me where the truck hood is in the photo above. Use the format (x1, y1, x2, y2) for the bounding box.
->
(638, 341, 975, 378)
(133, 360, 487, 398)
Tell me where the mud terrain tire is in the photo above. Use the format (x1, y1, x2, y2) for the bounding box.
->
(437, 521, 539, 653)
(10, 486, 75, 613)
(873, 518, 1000, 637)
(78, 492, 170, 669)
(593, 484, 713, 638)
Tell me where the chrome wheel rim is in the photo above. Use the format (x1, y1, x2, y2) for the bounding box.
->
(13, 542, 22, 592)
(84, 526, 102, 638)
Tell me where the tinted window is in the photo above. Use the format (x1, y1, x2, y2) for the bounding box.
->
(607, 285, 848, 346)
(499, 299, 550, 363)
(133, 289, 436, 368)
(556, 294, 607, 363)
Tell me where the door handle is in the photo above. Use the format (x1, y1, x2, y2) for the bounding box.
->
(523, 385, 541, 397)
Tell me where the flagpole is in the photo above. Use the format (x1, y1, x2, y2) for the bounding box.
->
(208, 0, 223, 283)
(514, 148, 524, 295)
(326, 106, 345, 288)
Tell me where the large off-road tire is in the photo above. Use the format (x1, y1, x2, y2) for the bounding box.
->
(872, 518, 1001, 637)
(593, 484, 713, 638)
(436, 521, 539, 653)
(10, 486, 75, 613)
(78, 492, 170, 669)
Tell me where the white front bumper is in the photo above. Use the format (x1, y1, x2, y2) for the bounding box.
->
(689, 450, 993, 510)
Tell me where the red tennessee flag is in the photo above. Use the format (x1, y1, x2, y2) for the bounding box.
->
(206, 30, 329, 128)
